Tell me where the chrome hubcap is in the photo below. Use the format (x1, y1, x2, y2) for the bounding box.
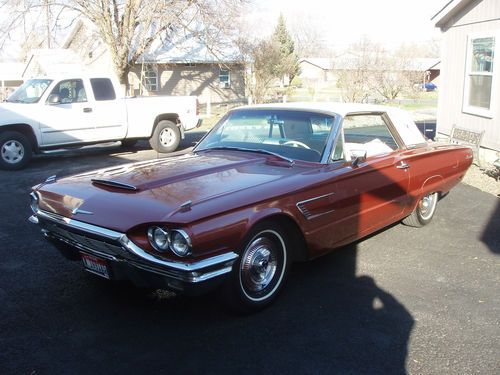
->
(419, 193, 437, 220)
(241, 237, 278, 293)
(159, 128, 176, 147)
(1, 140, 24, 164)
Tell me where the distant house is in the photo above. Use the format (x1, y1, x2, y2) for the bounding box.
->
(433, 0, 500, 161)
(0, 62, 23, 100)
(298, 56, 440, 87)
(62, 19, 245, 105)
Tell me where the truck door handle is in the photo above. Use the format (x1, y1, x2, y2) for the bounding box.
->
(396, 161, 410, 169)
(83, 107, 92, 113)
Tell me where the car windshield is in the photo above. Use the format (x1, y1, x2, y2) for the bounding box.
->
(195, 109, 336, 163)
(5, 79, 52, 103)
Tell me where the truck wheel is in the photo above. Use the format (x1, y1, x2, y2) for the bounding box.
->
(0, 131, 33, 170)
(149, 120, 180, 153)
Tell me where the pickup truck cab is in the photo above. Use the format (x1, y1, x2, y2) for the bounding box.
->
(0, 75, 201, 169)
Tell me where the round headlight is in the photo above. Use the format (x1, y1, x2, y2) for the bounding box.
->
(169, 230, 191, 257)
(30, 192, 39, 214)
(147, 226, 169, 252)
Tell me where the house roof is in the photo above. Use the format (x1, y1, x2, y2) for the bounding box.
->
(138, 31, 242, 64)
(22, 49, 82, 78)
(0, 63, 24, 81)
(432, 0, 473, 29)
(299, 58, 334, 70)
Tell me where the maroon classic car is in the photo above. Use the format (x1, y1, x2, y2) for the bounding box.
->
(29, 103, 473, 311)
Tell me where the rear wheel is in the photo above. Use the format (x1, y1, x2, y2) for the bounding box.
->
(223, 222, 290, 313)
(149, 120, 180, 153)
(0, 131, 33, 170)
(403, 192, 438, 227)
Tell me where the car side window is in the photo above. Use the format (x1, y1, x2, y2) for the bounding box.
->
(342, 114, 398, 159)
(48, 79, 87, 104)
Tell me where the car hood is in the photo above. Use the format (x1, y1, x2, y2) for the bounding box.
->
(35, 151, 309, 232)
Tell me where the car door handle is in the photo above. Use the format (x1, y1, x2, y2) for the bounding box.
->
(83, 107, 93, 113)
(396, 161, 410, 169)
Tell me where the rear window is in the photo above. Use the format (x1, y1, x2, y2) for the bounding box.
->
(90, 78, 116, 101)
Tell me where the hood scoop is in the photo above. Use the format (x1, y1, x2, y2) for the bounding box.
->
(91, 178, 138, 191)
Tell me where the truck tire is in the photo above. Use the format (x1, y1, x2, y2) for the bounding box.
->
(0, 131, 33, 170)
(149, 120, 180, 153)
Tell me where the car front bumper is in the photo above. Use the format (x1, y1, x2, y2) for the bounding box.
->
(29, 210, 238, 294)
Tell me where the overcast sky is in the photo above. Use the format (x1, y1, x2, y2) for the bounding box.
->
(248, 0, 450, 48)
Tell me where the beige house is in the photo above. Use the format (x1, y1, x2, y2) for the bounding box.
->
(61, 19, 245, 105)
(433, 0, 500, 159)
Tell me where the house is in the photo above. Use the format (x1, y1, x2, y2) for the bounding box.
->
(61, 19, 245, 105)
(0, 62, 23, 100)
(433, 0, 500, 162)
(22, 49, 84, 78)
(298, 56, 440, 88)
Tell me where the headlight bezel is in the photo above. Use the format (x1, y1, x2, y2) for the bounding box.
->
(146, 226, 192, 257)
(169, 229, 192, 257)
(147, 226, 170, 252)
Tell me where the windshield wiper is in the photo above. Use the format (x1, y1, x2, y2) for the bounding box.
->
(198, 146, 295, 165)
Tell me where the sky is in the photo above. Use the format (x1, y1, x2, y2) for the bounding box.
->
(0, 0, 451, 61)
(249, 0, 450, 49)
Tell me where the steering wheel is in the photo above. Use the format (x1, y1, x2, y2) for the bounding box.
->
(283, 140, 311, 149)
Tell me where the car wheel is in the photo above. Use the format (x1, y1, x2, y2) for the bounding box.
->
(402, 192, 438, 227)
(149, 120, 180, 153)
(0, 131, 33, 170)
(224, 222, 290, 313)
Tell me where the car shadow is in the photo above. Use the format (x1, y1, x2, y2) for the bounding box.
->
(481, 199, 500, 255)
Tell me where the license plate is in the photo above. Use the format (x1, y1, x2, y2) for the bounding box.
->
(81, 253, 110, 279)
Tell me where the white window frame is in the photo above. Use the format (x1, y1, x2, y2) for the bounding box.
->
(143, 65, 158, 92)
(219, 68, 230, 88)
(462, 32, 498, 118)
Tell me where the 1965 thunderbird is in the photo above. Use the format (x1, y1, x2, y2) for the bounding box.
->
(29, 103, 473, 311)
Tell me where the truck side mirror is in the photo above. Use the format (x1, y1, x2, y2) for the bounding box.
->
(47, 94, 61, 104)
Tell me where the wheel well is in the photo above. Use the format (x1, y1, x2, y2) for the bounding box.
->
(255, 214, 309, 262)
(0, 124, 38, 152)
(152, 114, 180, 136)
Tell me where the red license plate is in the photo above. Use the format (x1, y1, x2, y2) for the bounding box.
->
(81, 253, 110, 279)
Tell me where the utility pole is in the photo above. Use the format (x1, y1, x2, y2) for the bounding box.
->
(45, 0, 51, 48)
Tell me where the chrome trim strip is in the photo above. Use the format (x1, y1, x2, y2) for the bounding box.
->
(296, 192, 336, 220)
(296, 192, 336, 206)
(32, 209, 238, 280)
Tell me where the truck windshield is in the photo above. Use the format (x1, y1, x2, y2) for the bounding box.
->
(5, 79, 52, 103)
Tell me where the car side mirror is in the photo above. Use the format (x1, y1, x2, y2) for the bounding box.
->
(47, 94, 61, 104)
(351, 150, 367, 167)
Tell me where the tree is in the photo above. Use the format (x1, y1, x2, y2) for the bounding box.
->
(0, 0, 246, 92)
(272, 14, 299, 84)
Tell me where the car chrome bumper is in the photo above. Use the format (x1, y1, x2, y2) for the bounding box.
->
(29, 210, 238, 293)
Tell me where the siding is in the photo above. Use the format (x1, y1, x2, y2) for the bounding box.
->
(130, 64, 246, 104)
(437, 0, 500, 151)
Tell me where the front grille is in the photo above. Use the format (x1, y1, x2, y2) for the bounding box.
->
(40, 220, 130, 259)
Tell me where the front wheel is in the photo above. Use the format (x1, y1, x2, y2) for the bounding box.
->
(0, 131, 33, 170)
(223, 222, 290, 313)
(149, 120, 180, 153)
(402, 192, 438, 227)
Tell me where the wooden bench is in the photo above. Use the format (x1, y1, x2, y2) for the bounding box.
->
(449, 125, 485, 165)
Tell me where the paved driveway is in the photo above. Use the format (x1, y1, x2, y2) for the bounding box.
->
(0, 134, 498, 374)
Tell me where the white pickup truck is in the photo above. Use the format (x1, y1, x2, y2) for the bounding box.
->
(0, 75, 201, 169)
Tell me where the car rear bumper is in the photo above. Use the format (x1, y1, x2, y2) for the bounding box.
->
(29, 210, 238, 294)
